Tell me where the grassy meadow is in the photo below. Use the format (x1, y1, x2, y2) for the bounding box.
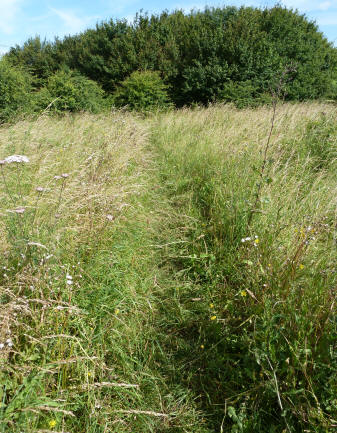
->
(0, 103, 336, 432)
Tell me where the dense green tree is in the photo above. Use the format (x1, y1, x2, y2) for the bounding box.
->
(0, 60, 33, 122)
(4, 5, 337, 109)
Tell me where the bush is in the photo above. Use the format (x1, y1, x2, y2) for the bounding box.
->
(0, 60, 33, 123)
(35, 70, 105, 113)
(113, 71, 172, 112)
(181, 60, 230, 105)
(220, 80, 272, 108)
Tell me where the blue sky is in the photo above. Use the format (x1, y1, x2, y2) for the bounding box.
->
(1, 1, 336, 55)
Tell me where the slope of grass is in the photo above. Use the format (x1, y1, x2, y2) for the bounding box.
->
(0, 103, 336, 432)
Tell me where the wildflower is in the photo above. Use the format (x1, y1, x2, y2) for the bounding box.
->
(0, 160, 5, 165)
(54, 175, 62, 180)
(12, 207, 25, 214)
(36, 187, 45, 192)
(4, 155, 29, 164)
(66, 274, 73, 285)
(0, 343, 4, 349)
(299, 264, 305, 270)
(61, 173, 69, 178)
(49, 419, 57, 429)
(200, 344, 205, 349)
(241, 237, 251, 243)
(88, 372, 92, 377)
(209, 303, 214, 308)
(254, 238, 259, 244)
(106, 214, 114, 221)
(210, 315, 217, 321)
(27, 242, 47, 249)
(115, 308, 120, 315)
(240, 290, 247, 297)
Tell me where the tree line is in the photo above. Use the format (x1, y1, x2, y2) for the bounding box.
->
(1, 5, 336, 121)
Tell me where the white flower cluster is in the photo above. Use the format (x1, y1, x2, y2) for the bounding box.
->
(66, 274, 73, 285)
(1, 155, 30, 164)
(54, 173, 69, 180)
(0, 338, 13, 349)
(241, 235, 258, 243)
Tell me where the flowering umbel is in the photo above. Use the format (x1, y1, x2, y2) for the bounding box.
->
(4, 155, 29, 164)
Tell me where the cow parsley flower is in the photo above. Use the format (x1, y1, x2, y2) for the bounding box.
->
(4, 155, 29, 164)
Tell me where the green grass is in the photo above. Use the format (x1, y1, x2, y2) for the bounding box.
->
(0, 103, 336, 432)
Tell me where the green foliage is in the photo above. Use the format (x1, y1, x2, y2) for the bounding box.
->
(220, 80, 272, 108)
(113, 70, 172, 111)
(6, 36, 59, 84)
(0, 60, 33, 123)
(0, 6, 335, 121)
(4, 6, 337, 112)
(181, 59, 230, 105)
(35, 70, 105, 113)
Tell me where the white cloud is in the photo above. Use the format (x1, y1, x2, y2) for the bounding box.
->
(281, 0, 335, 12)
(0, 0, 22, 34)
(318, 1, 332, 11)
(50, 8, 100, 34)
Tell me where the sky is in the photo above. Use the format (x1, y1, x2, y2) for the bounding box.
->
(0, 0, 336, 55)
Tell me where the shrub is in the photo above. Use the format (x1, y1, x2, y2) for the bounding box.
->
(0, 60, 33, 123)
(35, 70, 105, 113)
(220, 80, 272, 108)
(113, 71, 172, 112)
(181, 60, 230, 105)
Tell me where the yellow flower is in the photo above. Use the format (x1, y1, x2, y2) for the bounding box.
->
(299, 264, 305, 270)
(114, 308, 120, 315)
(254, 238, 259, 244)
(240, 290, 247, 297)
(200, 344, 205, 349)
(49, 420, 57, 429)
(88, 372, 92, 377)
(209, 303, 214, 308)
(210, 315, 217, 321)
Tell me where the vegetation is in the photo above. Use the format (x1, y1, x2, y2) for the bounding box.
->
(0, 102, 336, 432)
(0, 60, 33, 123)
(113, 71, 172, 112)
(34, 70, 105, 113)
(1, 5, 336, 119)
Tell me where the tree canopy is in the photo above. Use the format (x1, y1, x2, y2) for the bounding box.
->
(2, 5, 337, 114)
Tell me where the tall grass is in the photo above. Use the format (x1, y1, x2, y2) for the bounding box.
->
(151, 102, 336, 432)
(0, 103, 336, 432)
